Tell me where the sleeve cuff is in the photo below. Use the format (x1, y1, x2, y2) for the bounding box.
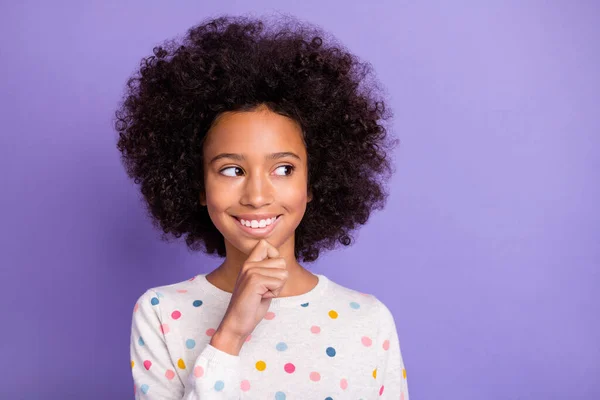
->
(198, 343, 242, 371)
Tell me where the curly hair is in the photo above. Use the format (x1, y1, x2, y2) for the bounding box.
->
(113, 14, 398, 263)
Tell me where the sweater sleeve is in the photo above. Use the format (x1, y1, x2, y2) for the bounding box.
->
(373, 297, 410, 399)
(130, 289, 243, 399)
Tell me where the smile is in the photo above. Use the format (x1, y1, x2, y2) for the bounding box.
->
(232, 215, 282, 237)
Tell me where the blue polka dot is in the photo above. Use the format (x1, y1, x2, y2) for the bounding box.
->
(350, 301, 360, 309)
(275, 391, 286, 400)
(140, 384, 150, 394)
(214, 380, 225, 391)
(301, 302, 309, 307)
(150, 297, 159, 306)
(138, 336, 145, 346)
(325, 397, 333, 400)
(276, 342, 288, 351)
(326, 347, 336, 357)
(186, 339, 196, 349)
(156, 292, 164, 298)
(193, 300, 203, 307)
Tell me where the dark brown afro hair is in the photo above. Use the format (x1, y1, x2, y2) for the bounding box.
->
(113, 14, 399, 263)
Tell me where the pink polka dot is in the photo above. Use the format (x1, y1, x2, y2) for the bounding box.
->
(143, 360, 152, 370)
(134, 303, 139, 312)
(188, 276, 197, 281)
(160, 324, 170, 334)
(176, 289, 188, 293)
(194, 366, 204, 377)
(310, 372, 321, 381)
(401, 392, 405, 400)
(206, 328, 216, 336)
(240, 380, 251, 391)
(310, 325, 321, 334)
(379, 385, 384, 395)
(340, 378, 348, 390)
(264, 312, 276, 320)
(171, 310, 182, 320)
(383, 339, 390, 350)
(284, 363, 295, 373)
(165, 369, 175, 380)
(245, 334, 252, 342)
(361, 336, 372, 347)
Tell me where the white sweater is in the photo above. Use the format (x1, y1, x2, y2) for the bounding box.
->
(130, 273, 409, 399)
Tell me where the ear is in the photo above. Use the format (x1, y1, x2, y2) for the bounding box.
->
(199, 191, 206, 206)
(307, 187, 313, 203)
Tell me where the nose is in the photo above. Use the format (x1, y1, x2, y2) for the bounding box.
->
(240, 170, 274, 207)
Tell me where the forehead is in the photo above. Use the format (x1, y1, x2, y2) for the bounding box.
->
(204, 108, 305, 154)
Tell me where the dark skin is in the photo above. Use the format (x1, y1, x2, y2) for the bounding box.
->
(199, 104, 318, 297)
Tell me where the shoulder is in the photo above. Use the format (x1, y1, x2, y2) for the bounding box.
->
(322, 276, 385, 322)
(131, 274, 203, 314)
(323, 276, 399, 330)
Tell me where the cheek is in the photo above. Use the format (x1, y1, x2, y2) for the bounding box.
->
(282, 187, 310, 218)
(203, 178, 233, 209)
(278, 181, 309, 201)
(203, 190, 232, 228)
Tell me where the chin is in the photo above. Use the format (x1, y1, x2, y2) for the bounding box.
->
(223, 237, 275, 256)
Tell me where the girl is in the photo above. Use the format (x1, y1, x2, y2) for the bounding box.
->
(115, 14, 409, 399)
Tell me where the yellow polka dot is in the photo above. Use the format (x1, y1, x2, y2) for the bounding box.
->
(177, 358, 186, 369)
(328, 310, 338, 319)
(131, 360, 134, 369)
(403, 368, 407, 379)
(256, 360, 266, 371)
(372, 368, 377, 379)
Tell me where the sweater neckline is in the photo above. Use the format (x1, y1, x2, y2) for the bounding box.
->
(196, 272, 329, 308)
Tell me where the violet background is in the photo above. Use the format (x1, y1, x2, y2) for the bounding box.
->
(1, 1, 598, 399)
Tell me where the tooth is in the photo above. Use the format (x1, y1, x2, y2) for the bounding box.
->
(239, 217, 278, 228)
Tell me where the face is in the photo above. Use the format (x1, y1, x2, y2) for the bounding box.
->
(200, 105, 313, 256)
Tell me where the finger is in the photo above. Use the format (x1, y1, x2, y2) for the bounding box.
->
(249, 266, 289, 279)
(247, 239, 279, 262)
(246, 239, 269, 262)
(252, 257, 287, 271)
(263, 239, 280, 259)
(254, 274, 288, 297)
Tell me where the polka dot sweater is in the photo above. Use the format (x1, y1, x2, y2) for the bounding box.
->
(130, 273, 409, 399)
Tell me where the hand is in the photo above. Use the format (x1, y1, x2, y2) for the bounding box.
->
(211, 239, 288, 352)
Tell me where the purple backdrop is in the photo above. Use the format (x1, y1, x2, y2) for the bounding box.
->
(1, 1, 598, 399)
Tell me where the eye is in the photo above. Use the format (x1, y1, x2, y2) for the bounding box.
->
(274, 165, 295, 176)
(219, 166, 243, 177)
(219, 165, 296, 177)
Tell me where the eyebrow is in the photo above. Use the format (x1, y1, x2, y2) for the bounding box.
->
(209, 152, 301, 165)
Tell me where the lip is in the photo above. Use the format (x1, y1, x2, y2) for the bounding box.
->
(232, 215, 282, 237)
